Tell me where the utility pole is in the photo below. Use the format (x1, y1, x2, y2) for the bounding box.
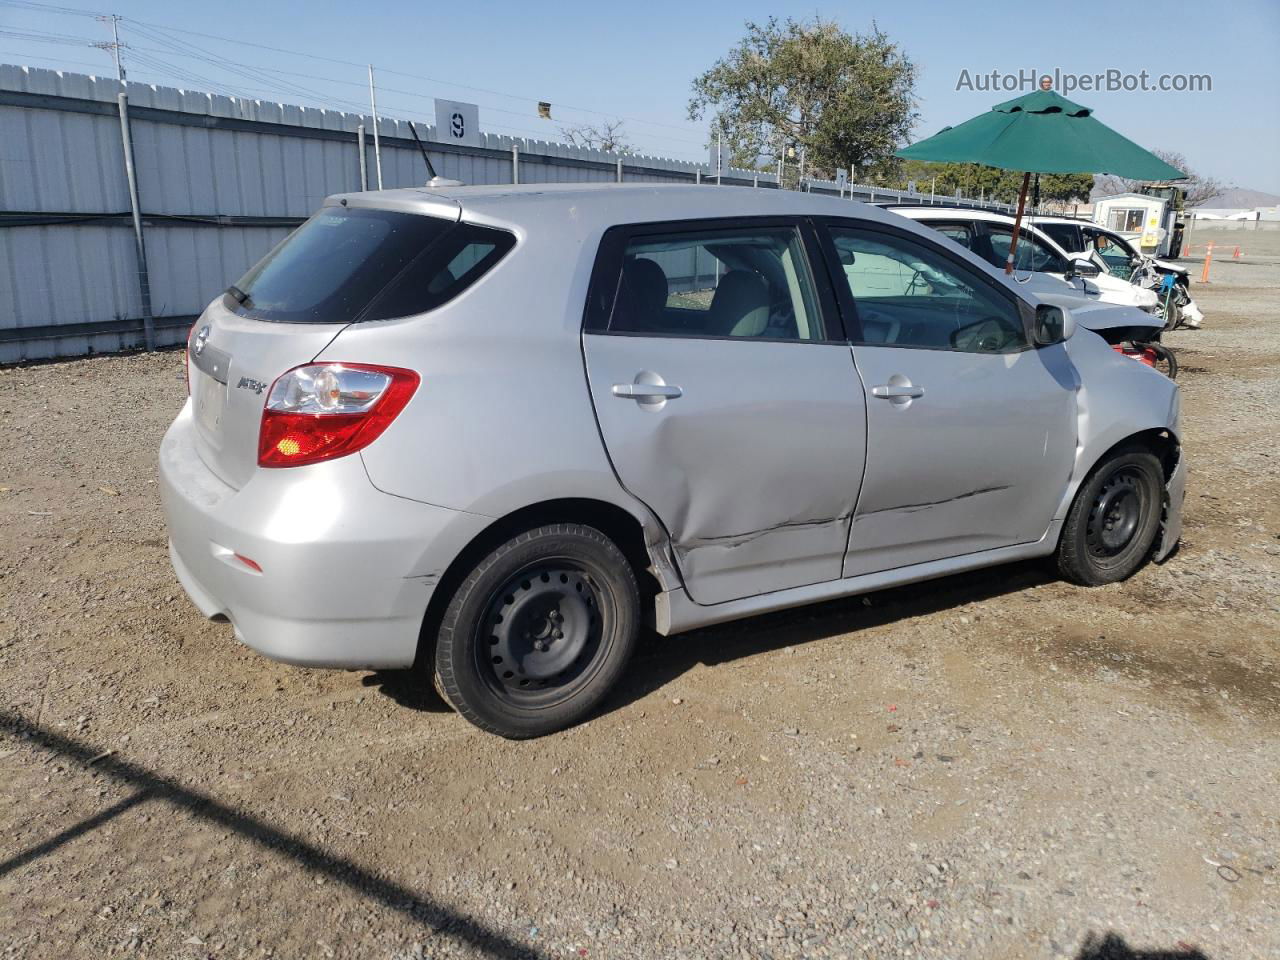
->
(92, 14, 126, 82)
(367, 64, 384, 189)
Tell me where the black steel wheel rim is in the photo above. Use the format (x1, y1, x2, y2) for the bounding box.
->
(477, 562, 609, 706)
(1086, 467, 1145, 558)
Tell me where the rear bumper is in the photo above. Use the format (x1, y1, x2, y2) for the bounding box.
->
(159, 403, 489, 669)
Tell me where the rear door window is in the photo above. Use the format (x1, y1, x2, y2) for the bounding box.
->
(1038, 222, 1082, 253)
(227, 207, 514, 324)
(930, 222, 978, 252)
(602, 225, 825, 341)
(982, 225, 1069, 274)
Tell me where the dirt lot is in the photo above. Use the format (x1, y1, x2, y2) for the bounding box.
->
(2, 240, 1278, 960)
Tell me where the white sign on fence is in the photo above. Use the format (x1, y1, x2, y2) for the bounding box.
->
(709, 138, 722, 177)
(835, 169, 848, 187)
(434, 99, 481, 147)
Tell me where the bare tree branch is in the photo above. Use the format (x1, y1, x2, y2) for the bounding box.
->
(559, 119, 632, 154)
(1094, 149, 1223, 207)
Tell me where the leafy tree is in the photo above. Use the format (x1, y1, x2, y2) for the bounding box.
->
(560, 119, 632, 154)
(1094, 149, 1222, 206)
(688, 17, 917, 184)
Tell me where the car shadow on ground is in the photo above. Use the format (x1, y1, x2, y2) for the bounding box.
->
(0, 710, 548, 960)
(361, 558, 1059, 720)
(361, 668, 451, 712)
(1076, 931, 1210, 959)
(603, 557, 1058, 716)
(363, 559, 1060, 720)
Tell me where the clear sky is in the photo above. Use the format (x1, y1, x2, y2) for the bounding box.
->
(2, 0, 1277, 193)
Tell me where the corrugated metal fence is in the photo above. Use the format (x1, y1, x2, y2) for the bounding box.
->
(0, 64, 1018, 363)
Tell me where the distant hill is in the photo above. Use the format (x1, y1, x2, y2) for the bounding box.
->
(1195, 187, 1280, 208)
(1089, 182, 1280, 208)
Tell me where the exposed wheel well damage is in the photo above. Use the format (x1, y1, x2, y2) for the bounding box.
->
(1111, 427, 1180, 482)
(414, 498, 662, 670)
(1070, 427, 1183, 565)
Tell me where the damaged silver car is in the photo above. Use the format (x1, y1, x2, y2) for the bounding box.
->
(160, 183, 1185, 739)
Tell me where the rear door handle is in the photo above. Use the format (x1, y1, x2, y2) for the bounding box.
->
(871, 384, 924, 399)
(612, 383, 683, 401)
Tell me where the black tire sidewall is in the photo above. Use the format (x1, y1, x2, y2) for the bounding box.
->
(1059, 448, 1164, 585)
(435, 524, 639, 739)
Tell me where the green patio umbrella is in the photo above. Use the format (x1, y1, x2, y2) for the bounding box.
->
(896, 89, 1186, 273)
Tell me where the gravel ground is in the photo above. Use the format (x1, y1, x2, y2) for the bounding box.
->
(1, 240, 1278, 960)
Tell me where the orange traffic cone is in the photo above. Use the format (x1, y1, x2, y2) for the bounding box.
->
(1200, 242, 1214, 283)
(1181, 243, 1191, 256)
(1232, 246, 1242, 258)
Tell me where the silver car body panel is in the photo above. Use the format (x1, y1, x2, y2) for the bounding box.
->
(843, 342, 1077, 576)
(159, 183, 1183, 667)
(583, 334, 867, 604)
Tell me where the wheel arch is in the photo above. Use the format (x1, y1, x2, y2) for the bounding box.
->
(1080, 426, 1181, 487)
(414, 497, 672, 670)
(1051, 424, 1181, 552)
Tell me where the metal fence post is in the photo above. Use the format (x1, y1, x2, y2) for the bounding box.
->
(512, 144, 519, 185)
(116, 92, 154, 351)
(695, 170, 701, 185)
(616, 158, 623, 183)
(367, 65, 383, 189)
(357, 124, 368, 191)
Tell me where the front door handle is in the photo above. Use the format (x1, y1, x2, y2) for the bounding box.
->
(612, 383, 683, 401)
(871, 384, 924, 399)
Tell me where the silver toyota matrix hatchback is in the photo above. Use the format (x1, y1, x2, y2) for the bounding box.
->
(161, 183, 1185, 738)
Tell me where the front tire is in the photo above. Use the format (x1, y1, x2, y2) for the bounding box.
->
(434, 523, 640, 739)
(1056, 446, 1164, 586)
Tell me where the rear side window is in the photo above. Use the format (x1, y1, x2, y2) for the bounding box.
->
(982, 225, 1069, 274)
(602, 226, 824, 341)
(1038, 222, 1081, 252)
(931, 222, 977, 251)
(227, 207, 514, 324)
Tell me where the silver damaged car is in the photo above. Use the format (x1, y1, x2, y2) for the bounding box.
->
(160, 184, 1185, 738)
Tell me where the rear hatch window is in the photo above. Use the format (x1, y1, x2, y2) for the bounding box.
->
(225, 206, 515, 324)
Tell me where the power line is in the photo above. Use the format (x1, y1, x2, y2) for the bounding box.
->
(0, 0, 708, 157)
(0, 0, 703, 137)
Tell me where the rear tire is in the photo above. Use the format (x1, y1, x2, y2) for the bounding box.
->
(1056, 446, 1164, 586)
(434, 523, 639, 739)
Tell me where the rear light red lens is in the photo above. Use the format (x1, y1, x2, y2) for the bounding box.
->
(1112, 344, 1157, 368)
(257, 363, 419, 468)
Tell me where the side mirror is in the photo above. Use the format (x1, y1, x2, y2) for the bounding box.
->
(1034, 304, 1076, 345)
(1066, 257, 1100, 280)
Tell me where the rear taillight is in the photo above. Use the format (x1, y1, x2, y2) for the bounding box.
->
(1112, 344, 1157, 368)
(257, 363, 419, 468)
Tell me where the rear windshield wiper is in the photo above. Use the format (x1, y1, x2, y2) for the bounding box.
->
(226, 284, 250, 305)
